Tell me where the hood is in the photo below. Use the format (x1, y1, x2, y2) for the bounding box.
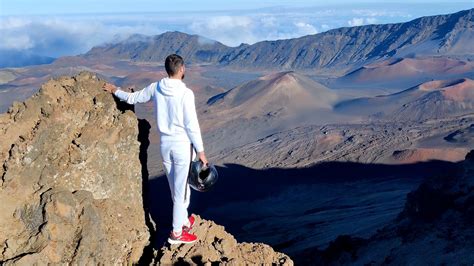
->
(158, 77, 187, 96)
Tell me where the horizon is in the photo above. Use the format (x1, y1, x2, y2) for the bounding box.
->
(0, 1, 473, 61)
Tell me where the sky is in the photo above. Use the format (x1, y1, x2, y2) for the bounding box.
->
(0, 0, 473, 60)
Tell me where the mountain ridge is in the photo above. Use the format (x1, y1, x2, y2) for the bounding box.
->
(83, 9, 474, 71)
(84, 31, 232, 64)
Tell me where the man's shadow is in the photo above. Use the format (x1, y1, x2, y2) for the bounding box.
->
(145, 156, 459, 250)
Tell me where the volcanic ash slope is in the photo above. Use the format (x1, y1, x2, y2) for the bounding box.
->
(335, 78, 474, 121)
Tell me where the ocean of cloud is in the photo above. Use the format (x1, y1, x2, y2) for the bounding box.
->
(0, 5, 425, 67)
(188, 15, 319, 46)
(0, 13, 326, 67)
(0, 16, 160, 58)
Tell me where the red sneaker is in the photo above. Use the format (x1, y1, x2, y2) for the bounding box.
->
(168, 230, 198, 245)
(183, 215, 195, 232)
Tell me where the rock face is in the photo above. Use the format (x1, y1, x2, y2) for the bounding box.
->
(155, 215, 293, 265)
(0, 72, 150, 264)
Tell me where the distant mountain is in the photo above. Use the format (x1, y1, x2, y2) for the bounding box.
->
(0, 50, 55, 68)
(84, 9, 473, 71)
(220, 8, 473, 70)
(84, 32, 231, 63)
(335, 78, 474, 120)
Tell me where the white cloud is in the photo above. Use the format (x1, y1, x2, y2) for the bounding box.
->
(347, 17, 378, 27)
(2, 34, 33, 50)
(348, 17, 365, 26)
(261, 16, 277, 27)
(197, 36, 218, 45)
(0, 16, 161, 58)
(351, 9, 412, 18)
(189, 16, 257, 45)
(294, 22, 318, 35)
(366, 17, 378, 24)
(188, 15, 320, 46)
(0, 5, 421, 62)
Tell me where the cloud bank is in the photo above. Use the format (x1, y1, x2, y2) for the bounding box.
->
(347, 17, 378, 27)
(0, 16, 160, 58)
(2, 4, 458, 67)
(189, 15, 319, 45)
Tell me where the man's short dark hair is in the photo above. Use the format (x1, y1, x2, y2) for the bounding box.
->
(165, 54, 184, 76)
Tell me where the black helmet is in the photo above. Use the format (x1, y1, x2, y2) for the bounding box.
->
(188, 161, 218, 192)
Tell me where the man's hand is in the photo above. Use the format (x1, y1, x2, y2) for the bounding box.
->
(197, 151, 208, 167)
(102, 82, 118, 94)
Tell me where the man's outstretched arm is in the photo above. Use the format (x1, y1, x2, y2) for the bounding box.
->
(103, 82, 156, 104)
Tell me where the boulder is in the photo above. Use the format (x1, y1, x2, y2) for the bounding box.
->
(155, 215, 293, 265)
(0, 72, 150, 264)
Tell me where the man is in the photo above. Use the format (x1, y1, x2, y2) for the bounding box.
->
(103, 54, 208, 244)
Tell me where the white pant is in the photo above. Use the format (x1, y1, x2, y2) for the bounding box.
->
(160, 141, 194, 233)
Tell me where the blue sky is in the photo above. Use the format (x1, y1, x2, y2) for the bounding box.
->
(0, 0, 472, 59)
(1, 0, 472, 15)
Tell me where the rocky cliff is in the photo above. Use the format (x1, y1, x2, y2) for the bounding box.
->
(0, 72, 292, 264)
(0, 72, 150, 264)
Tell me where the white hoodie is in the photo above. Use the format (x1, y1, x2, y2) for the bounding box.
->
(113, 77, 204, 152)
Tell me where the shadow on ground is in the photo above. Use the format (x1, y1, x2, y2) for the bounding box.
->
(145, 158, 459, 258)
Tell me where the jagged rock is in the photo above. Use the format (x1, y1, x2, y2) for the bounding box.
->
(0, 72, 150, 264)
(155, 215, 293, 265)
